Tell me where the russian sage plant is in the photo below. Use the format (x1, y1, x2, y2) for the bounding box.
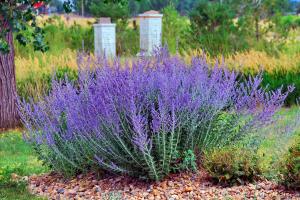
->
(18, 50, 293, 180)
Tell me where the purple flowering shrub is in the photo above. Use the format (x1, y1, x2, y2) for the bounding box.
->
(18, 50, 293, 180)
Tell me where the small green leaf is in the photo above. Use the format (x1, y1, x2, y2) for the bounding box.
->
(63, 1, 73, 13)
(24, 9, 34, 22)
(225, 173, 231, 180)
(16, 34, 28, 46)
(0, 39, 10, 54)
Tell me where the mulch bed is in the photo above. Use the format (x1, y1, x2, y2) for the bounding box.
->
(29, 170, 300, 200)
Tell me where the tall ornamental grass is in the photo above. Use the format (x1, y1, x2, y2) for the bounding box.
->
(18, 50, 292, 180)
(186, 49, 300, 105)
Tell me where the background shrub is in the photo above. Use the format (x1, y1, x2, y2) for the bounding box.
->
(202, 108, 300, 186)
(14, 16, 93, 58)
(17, 66, 78, 101)
(88, 0, 129, 22)
(15, 15, 139, 58)
(189, 0, 249, 56)
(280, 135, 300, 189)
(262, 71, 300, 106)
(277, 15, 300, 33)
(162, 6, 191, 54)
(116, 20, 139, 56)
(203, 146, 261, 185)
(18, 50, 291, 180)
(63, 23, 94, 52)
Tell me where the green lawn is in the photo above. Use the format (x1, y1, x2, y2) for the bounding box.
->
(256, 107, 300, 179)
(0, 130, 48, 200)
(0, 184, 45, 200)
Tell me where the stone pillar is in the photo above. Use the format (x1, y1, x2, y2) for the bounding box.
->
(139, 10, 163, 55)
(93, 18, 116, 57)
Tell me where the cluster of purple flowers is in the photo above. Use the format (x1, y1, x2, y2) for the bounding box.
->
(18, 50, 292, 180)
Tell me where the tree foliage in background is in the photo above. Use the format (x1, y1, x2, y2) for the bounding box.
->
(162, 6, 191, 54)
(1, 0, 48, 53)
(50, 0, 65, 13)
(74, 0, 132, 20)
(74, 0, 198, 17)
(129, 0, 198, 15)
(190, 0, 249, 55)
(189, 0, 293, 55)
(88, 0, 130, 21)
(174, 0, 197, 15)
(242, 0, 290, 41)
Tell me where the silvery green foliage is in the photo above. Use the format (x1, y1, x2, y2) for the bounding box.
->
(18, 49, 292, 180)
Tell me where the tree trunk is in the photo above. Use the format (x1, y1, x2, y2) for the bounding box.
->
(0, 30, 19, 129)
(255, 16, 260, 41)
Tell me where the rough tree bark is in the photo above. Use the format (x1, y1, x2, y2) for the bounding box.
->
(255, 16, 260, 41)
(0, 22, 19, 129)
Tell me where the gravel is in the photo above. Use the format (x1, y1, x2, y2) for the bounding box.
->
(28, 171, 300, 200)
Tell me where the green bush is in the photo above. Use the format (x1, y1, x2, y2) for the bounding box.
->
(17, 67, 78, 101)
(189, 0, 249, 56)
(15, 15, 141, 57)
(203, 147, 261, 185)
(278, 15, 300, 30)
(162, 5, 191, 54)
(15, 16, 93, 58)
(116, 20, 139, 56)
(171, 149, 198, 173)
(63, 23, 94, 52)
(88, 0, 129, 22)
(280, 137, 300, 189)
(17, 72, 51, 101)
(262, 71, 300, 106)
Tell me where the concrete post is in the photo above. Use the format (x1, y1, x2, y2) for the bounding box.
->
(93, 18, 116, 57)
(139, 10, 163, 55)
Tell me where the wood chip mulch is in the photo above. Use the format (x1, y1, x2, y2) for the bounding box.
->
(28, 170, 300, 200)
